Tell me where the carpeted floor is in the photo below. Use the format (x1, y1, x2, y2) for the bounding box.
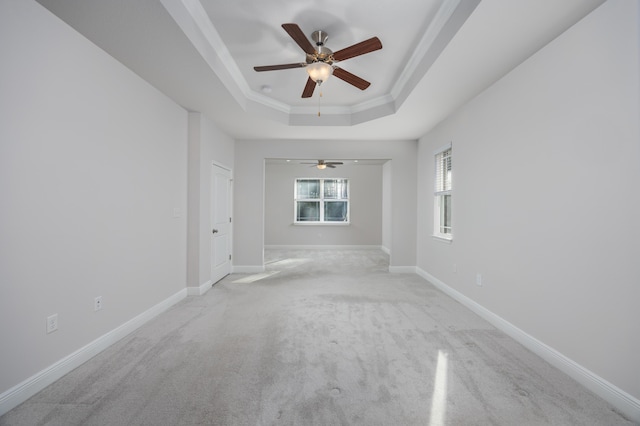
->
(0, 249, 634, 425)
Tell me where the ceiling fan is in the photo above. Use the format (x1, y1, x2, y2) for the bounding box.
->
(302, 160, 344, 169)
(254, 23, 383, 98)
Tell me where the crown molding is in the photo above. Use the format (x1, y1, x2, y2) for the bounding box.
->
(391, 0, 463, 100)
(159, 0, 479, 126)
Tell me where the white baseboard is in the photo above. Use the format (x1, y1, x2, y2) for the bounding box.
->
(0, 288, 188, 417)
(389, 266, 417, 274)
(381, 245, 391, 255)
(416, 267, 640, 423)
(232, 265, 265, 273)
(187, 280, 212, 296)
(264, 245, 382, 250)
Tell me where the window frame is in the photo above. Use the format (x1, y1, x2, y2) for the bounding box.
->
(294, 178, 350, 224)
(433, 143, 452, 241)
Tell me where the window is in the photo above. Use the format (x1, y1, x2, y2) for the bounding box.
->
(434, 145, 452, 239)
(295, 178, 349, 223)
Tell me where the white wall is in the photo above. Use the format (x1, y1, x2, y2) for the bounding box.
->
(234, 140, 416, 269)
(187, 113, 234, 290)
(381, 161, 392, 253)
(417, 0, 639, 407)
(0, 0, 188, 404)
(265, 163, 382, 246)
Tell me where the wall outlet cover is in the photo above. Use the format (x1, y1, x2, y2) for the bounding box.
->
(46, 314, 58, 334)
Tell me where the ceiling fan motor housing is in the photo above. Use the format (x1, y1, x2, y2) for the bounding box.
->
(306, 47, 334, 64)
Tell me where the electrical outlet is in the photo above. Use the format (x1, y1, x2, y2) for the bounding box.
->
(476, 273, 483, 286)
(46, 314, 58, 334)
(94, 296, 103, 311)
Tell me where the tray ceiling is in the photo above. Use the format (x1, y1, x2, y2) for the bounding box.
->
(36, 0, 605, 139)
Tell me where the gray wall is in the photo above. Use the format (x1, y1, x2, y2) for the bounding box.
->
(187, 113, 235, 290)
(417, 0, 639, 401)
(381, 161, 392, 253)
(265, 163, 383, 247)
(0, 0, 188, 398)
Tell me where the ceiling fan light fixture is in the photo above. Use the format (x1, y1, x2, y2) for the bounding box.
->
(306, 61, 333, 84)
(316, 163, 327, 170)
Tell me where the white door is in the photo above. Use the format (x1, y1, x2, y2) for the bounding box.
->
(211, 164, 231, 284)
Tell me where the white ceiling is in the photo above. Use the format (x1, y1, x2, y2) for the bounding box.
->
(37, 0, 604, 140)
(202, 0, 443, 107)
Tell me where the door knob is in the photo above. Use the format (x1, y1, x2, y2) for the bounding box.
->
(212, 229, 218, 234)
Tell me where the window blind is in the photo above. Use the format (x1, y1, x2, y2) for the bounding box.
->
(435, 148, 452, 194)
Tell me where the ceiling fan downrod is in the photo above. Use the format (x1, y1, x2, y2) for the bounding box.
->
(311, 30, 329, 48)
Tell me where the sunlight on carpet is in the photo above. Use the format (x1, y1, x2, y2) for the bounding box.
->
(265, 258, 312, 268)
(232, 271, 280, 283)
(429, 350, 448, 426)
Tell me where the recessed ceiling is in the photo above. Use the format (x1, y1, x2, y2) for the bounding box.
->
(159, 0, 480, 126)
(202, 0, 444, 109)
(36, 0, 605, 140)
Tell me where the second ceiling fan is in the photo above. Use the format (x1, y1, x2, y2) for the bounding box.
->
(302, 160, 343, 169)
(254, 23, 383, 98)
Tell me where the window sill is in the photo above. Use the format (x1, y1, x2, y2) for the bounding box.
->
(293, 222, 350, 226)
(432, 235, 453, 244)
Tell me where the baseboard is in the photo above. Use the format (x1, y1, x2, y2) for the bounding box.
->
(389, 266, 417, 274)
(232, 265, 265, 273)
(187, 280, 212, 296)
(264, 245, 382, 250)
(416, 267, 640, 423)
(0, 288, 188, 417)
(381, 245, 391, 255)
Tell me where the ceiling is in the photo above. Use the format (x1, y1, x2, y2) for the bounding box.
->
(37, 0, 604, 141)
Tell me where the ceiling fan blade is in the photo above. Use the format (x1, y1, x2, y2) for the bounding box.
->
(282, 23, 316, 55)
(301, 77, 316, 98)
(333, 68, 371, 90)
(327, 165, 336, 168)
(326, 162, 343, 165)
(254, 63, 306, 72)
(333, 37, 382, 62)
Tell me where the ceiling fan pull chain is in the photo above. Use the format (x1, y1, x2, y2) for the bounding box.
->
(317, 86, 322, 117)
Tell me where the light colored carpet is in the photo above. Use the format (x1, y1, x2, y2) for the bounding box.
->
(0, 249, 634, 425)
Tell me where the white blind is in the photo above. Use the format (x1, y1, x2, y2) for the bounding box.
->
(435, 148, 452, 194)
